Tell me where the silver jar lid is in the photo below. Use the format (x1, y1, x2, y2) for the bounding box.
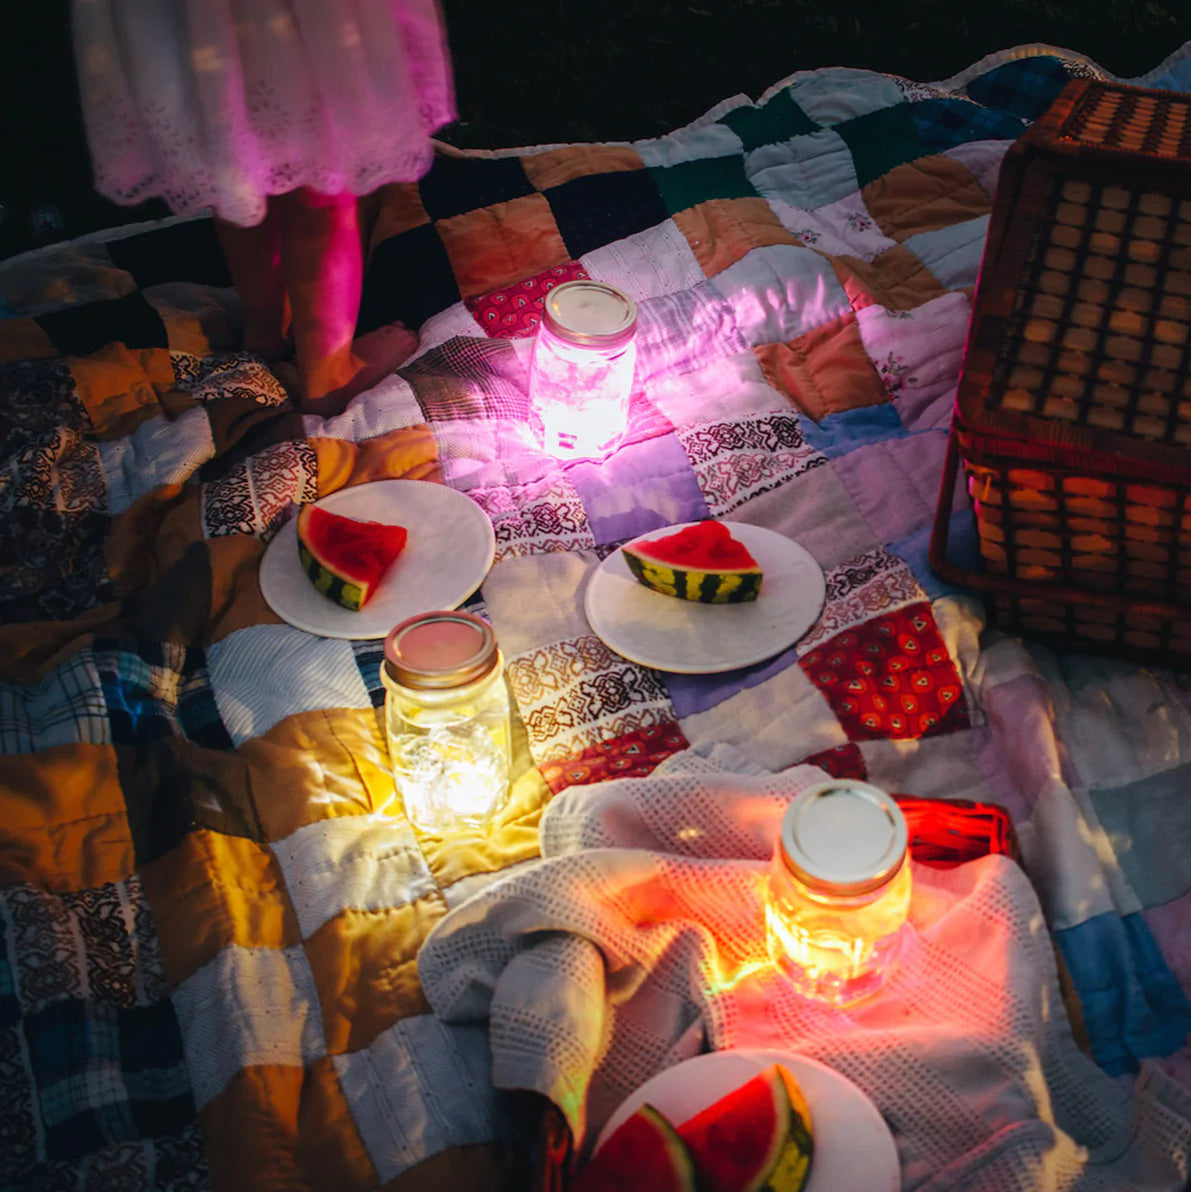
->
(778, 780, 908, 897)
(542, 280, 637, 349)
(383, 611, 498, 690)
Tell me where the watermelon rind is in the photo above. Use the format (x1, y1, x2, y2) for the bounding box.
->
(296, 504, 408, 612)
(573, 1103, 697, 1192)
(676, 1064, 813, 1192)
(623, 521, 763, 604)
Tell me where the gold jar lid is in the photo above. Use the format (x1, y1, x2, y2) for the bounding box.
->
(542, 280, 637, 349)
(778, 780, 908, 897)
(383, 611, 498, 690)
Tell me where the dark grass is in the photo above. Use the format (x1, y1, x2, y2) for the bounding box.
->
(3, 0, 1189, 260)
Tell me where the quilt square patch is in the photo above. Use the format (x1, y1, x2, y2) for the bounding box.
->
(105, 219, 231, 290)
(358, 223, 460, 334)
(417, 153, 536, 222)
(719, 90, 820, 151)
(521, 144, 646, 191)
(834, 102, 936, 189)
(465, 261, 589, 339)
(965, 54, 1076, 120)
(648, 155, 758, 216)
(37, 292, 169, 357)
(800, 601, 969, 740)
(538, 722, 690, 794)
(908, 97, 1026, 152)
(673, 197, 801, 278)
(545, 168, 670, 260)
(862, 155, 992, 243)
(402, 336, 530, 422)
(754, 311, 889, 422)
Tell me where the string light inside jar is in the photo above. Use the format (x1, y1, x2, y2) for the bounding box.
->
(765, 779, 912, 1007)
(529, 280, 637, 460)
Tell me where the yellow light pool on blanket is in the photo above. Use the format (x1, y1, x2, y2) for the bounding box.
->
(766, 780, 912, 1007)
(529, 280, 638, 460)
(380, 611, 512, 833)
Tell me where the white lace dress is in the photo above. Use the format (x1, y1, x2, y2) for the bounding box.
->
(72, 0, 456, 226)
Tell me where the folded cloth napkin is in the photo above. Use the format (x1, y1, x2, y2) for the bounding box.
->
(417, 750, 1191, 1191)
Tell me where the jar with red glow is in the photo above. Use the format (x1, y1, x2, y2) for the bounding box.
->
(380, 611, 512, 833)
(765, 779, 912, 1007)
(529, 280, 637, 460)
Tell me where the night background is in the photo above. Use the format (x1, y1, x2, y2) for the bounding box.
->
(6, 0, 1189, 261)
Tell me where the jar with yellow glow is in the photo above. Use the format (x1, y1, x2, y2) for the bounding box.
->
(529, 279, 637, 460)
(765, 779, 911, 1007)
(381, 611, 512, 834)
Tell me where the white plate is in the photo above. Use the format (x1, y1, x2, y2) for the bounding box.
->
(259, 479, 496, 640)
(584, 522, 825, 674)
(595, 1049, 899, 1192)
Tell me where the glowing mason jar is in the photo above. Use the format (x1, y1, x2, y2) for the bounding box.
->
(529, 280, 638, 460)
(380, 611, 512, 834)
(766, 779, 911, 1007)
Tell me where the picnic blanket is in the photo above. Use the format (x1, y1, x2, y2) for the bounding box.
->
(3, 38, 1191, 1192)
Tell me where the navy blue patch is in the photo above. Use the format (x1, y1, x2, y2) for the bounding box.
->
(359, 223, 460, 333)
(106, 219, 232, 289)
(418, 154, 536, 221)
(36, 291, 168, 356)
(545, 169, 669, 259)
(965, 55, 1075, 121)
(909, 97, 1026, 151)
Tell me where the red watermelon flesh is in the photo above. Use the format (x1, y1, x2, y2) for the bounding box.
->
(676, 1064, 813, 1192)
(572, 1104, 697, 1192)
(635, 520, 758, 569)
(296, 504, 408, 611)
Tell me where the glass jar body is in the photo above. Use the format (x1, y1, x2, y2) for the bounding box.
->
(529, 324, 637, 459)
(381, 655, 512, 833)
(765, 847, 912, 1007)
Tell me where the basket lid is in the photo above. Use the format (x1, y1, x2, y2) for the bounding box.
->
(956, 80, 1191, 482)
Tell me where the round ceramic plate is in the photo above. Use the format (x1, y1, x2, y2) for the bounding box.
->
(595, 1049, 899, 1192)
(259, 479, 496, 640)
(584, 522, 825, 673)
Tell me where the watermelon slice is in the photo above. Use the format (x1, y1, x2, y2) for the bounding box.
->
(676, 1064, 813, 1192)
(573, 1104, 696, 1192)
(622, 520, 763, 604)
(295, 504, 408, 611)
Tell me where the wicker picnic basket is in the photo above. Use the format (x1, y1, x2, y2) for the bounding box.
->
(930, 78, 1191, 664)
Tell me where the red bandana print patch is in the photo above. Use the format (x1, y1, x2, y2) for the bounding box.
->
(801, 743, 867, 781)
(799, 602, 970, 741)
(466, 261, 590, 339)
(538, 722, 690, 794)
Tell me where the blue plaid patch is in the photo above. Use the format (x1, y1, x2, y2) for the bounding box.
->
(965, 55, 1075, 121)
(94, 640, 231, 750)
(351, 640, 387, 709)
(910, 97, 1026, 150)
(24, 999, 193, 1161)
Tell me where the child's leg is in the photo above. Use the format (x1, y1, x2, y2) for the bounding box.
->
(214, 208, 288, 360)
(277, 187, 418, 416)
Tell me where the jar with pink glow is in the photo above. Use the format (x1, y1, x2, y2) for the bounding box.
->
(765, 779, 912, 1007)
(529, 280, 638, 460)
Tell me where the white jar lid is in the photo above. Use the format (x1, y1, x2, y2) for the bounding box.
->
(779, 780, 908, 896)
(542, 280, 637, 348)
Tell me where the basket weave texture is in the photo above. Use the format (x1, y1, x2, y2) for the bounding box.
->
(940, 78, 1191, 659)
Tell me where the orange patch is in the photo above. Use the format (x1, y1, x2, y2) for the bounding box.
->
(310, 426, 440, 498)
(0, 605, 118, 685)
(754, 311, 889, 421)
(521, 144, 646, 191)
(0, 317, 56, 362)
(436, 194, 568, 299)
(832, 245, 949, 312)
(68, 343, 175, 439)
(863, 154, 994, 242)
(240, 708, 394, 843)
(304, 902, 444, 1054)
(673, 196, 802, 278)
(141, 829, 300, 987)
(366, 182, 431, 256)
(0, 745, 133, 892)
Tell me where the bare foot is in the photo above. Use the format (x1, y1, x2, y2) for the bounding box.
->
(292, 323, 420, 416)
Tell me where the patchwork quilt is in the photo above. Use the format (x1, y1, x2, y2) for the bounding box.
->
(3, 40, 1191, 1192)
